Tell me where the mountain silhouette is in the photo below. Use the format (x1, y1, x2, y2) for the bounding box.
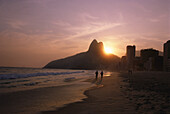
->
(44, 39, 120, 70)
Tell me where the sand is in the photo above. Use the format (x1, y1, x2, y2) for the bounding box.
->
(0, 83, 91, 114)
(42, 72, 136, 114)
(120, 71, 170, 113)
(1, 71, 170, 114)
(42, 71, 170, 114)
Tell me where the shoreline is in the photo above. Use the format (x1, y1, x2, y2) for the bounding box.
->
(0, 81, 93, 114)
(42, 81, 103, 114)
(42, 72, 136, 114)
(42, 71, 170, 114)
(2, 71, 169, 113)
(40, 77, 106, 113)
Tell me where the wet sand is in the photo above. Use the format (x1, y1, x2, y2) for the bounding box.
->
(0, 82, 92, 114)
(2, 71, 170, 114)
(42, 72, 136, 114)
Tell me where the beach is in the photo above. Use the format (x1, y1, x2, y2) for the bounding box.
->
(42, 71, 170, 114)
(120, 71, 170, 113)
(0, 68, 95, 114)
(0, 83, 94, 114)
(1, 69, 170, 114)
(42, 72, 136, 114)
(1, 1, 169, 114)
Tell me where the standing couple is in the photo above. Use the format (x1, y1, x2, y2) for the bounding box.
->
(95, 70, 103, 79)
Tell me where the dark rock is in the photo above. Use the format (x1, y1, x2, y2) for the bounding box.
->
(44, 39, 120, 70)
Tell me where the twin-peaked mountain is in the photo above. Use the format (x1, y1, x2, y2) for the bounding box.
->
(44, 39, 120, 70)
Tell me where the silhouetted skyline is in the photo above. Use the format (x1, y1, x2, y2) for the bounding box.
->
(0, 0, 169, 67)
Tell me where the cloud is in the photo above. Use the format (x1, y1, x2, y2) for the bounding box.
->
(66, 22, 124, 40)
(149, 19, 160, 23)
(53, 13, 125, 40)
(80, 12, 99, 22)
(133, 3, 151, 13)
(53, 20, 71, 27)
(149, 14, 168, 23)
(0, 0, 169, 67)
(6, 20, 27, 29)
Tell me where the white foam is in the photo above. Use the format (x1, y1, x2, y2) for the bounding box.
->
(0, 71, 84, 80)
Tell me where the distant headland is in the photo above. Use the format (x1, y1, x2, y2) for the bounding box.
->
(44, 39, 120, 70)
(44, 39, 170, 72)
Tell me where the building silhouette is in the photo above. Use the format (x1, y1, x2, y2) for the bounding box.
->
(119, 43, 166, 71)
(119, 56, 127, 70)
(141, 48, 159, 62)
(164, 40, 170, 71)
(126, 45, 136, 69)
(140, 48, 163, 71)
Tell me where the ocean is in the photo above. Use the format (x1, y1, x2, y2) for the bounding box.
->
(0, 67, 111, 114)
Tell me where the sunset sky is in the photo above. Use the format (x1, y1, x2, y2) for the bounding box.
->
(0, 0, 169, 67)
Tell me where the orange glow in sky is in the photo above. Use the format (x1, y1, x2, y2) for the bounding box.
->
(0, 0, 169, 67)
(104, 47, 113, 54)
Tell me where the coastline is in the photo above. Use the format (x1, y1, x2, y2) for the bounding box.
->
(42, 72, 136, 114)
(0, 81, 93, 114)
(2, 71, 170, 114)
(42, 71, 170, 114)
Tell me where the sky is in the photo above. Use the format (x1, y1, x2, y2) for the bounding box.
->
(0, 0, 169, 68)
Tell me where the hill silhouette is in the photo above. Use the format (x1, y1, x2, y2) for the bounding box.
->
(44, 39, 120, 70)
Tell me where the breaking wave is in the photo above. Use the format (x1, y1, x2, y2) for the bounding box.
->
(0, 71, 84, 80)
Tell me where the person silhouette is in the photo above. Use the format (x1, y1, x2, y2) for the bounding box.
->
(95, 70, 98, 79)
(100, 71, 103, 79)
(128, 70, 132, 75)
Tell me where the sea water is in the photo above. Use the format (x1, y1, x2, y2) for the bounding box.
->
(0, 67, 110, 114)
(0, 67, 95, 93)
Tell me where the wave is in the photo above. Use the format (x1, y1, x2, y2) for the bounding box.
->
(0, 71, 84, 80)
(0, 79, 29, 85)
(23, 82, 40, 86)
(64, 77, 76, 82)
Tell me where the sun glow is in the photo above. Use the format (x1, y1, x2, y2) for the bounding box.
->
(104, 47, 113, 54)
